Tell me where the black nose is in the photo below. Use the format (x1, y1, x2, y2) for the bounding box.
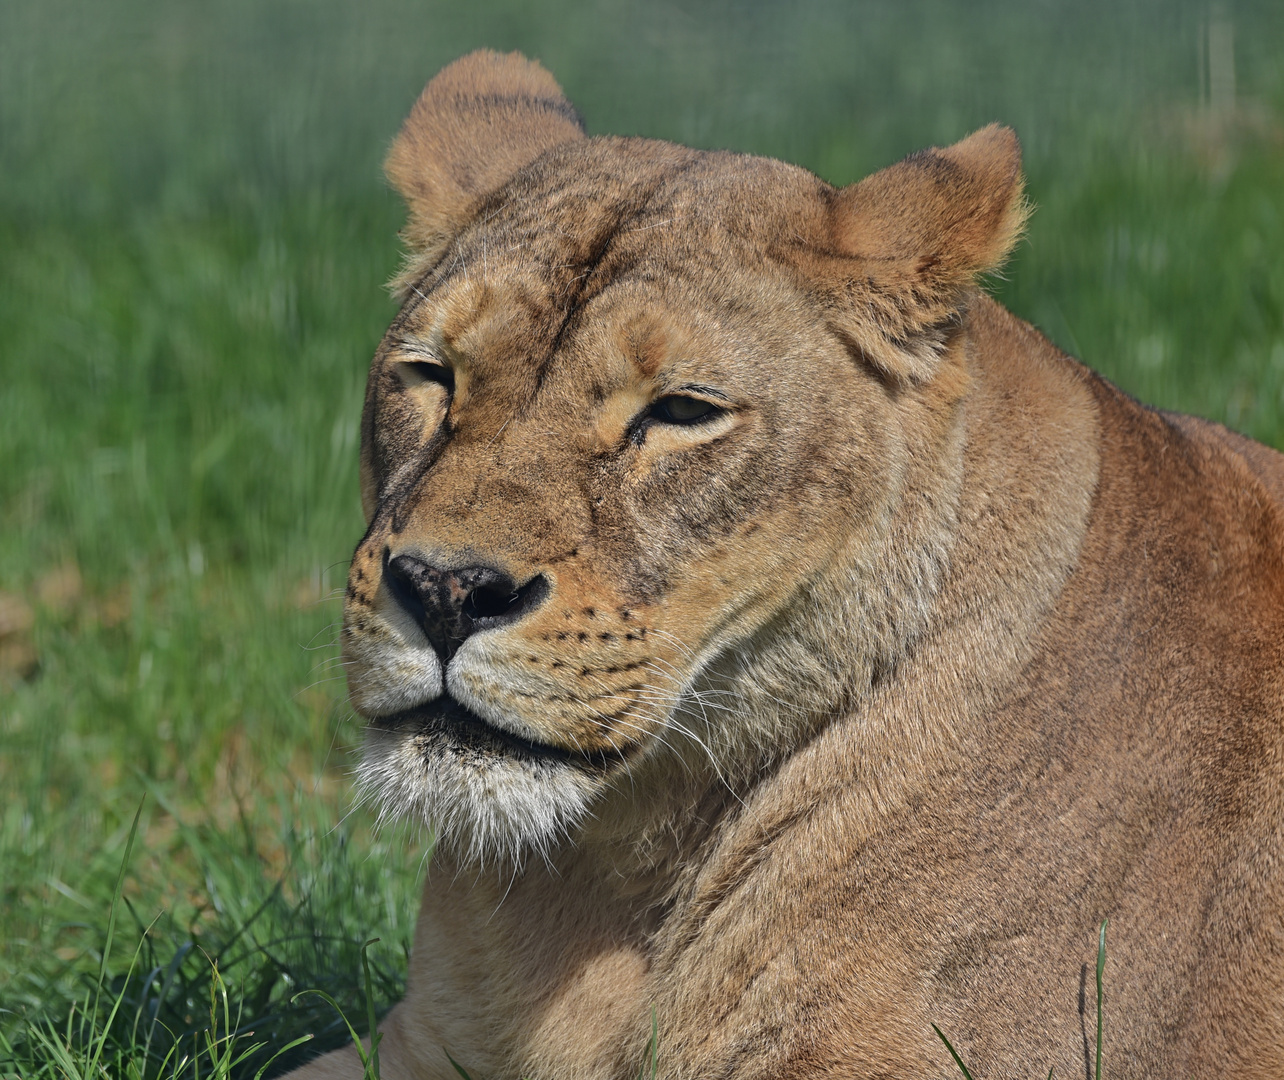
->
(383, 552, 549, 660)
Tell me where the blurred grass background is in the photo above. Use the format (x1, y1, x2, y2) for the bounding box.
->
(1, 0, 1282, 1074)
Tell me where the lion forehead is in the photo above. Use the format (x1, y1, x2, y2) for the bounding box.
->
(479, 136, 824, 247)
(397, 137, 827, 318)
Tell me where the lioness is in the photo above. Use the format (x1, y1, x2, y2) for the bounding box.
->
(290, 50, 1284, 1079)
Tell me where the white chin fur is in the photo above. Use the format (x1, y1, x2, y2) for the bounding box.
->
(356, 723, 599, 866)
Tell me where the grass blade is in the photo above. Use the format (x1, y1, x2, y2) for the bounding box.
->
(362, 938, 383, 1080)
(292, 988, 375, 1076)
(86, 797, 146, 1078)
(638, 1005, 657, 1080)
(252, 1033, 316, 1080)
(1095, 918, 1108, 1080)
(96, 797, 146, 990)
(932, 1023, 976, 1080)
(444, 1047, 474, 1079)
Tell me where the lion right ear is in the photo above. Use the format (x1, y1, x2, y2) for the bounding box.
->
(819, 124, 1029, 384)
(384, 50, 585, 273)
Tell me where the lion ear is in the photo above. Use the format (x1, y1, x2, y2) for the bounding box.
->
(385, 50, 585, 266)
(823, 124, 1029, 384)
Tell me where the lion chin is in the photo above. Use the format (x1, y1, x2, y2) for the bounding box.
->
(284, 50, 1284, 1080)
(356, 711, 599, 867)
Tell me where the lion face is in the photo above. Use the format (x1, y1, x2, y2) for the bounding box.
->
(342, 52, 1026, 863)
(345, 143, 899, 862)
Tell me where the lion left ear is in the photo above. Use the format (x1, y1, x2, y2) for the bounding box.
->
(822, 124, 1029, 384)
(385, 50, 586, 273)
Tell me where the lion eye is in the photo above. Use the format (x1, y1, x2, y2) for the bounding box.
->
(394, 360, 455, 394)
(649, 395, 718, 425)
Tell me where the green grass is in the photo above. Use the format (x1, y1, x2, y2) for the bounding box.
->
(1, 785, 424, 1077)
(1, 0, 1282, 1075)
(2, 796, 413, 1078)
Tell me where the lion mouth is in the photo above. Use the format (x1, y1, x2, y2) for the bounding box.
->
(372, 695, 635, 773)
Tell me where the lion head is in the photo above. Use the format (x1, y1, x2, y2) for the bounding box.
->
(342, 50, 1027, 865)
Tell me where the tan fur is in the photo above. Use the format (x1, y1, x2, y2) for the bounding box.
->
(287, 51, 1284, 1079)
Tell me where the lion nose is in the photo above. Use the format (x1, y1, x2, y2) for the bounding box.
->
(383, 552, 549, 660)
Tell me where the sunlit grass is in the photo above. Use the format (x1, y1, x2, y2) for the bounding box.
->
(2, 785, 423, 1078)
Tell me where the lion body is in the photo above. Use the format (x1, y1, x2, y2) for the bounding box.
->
(288, 52, 1284, 1079)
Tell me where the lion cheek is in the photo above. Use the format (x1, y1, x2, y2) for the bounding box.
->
(342, 631, 444, 717)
